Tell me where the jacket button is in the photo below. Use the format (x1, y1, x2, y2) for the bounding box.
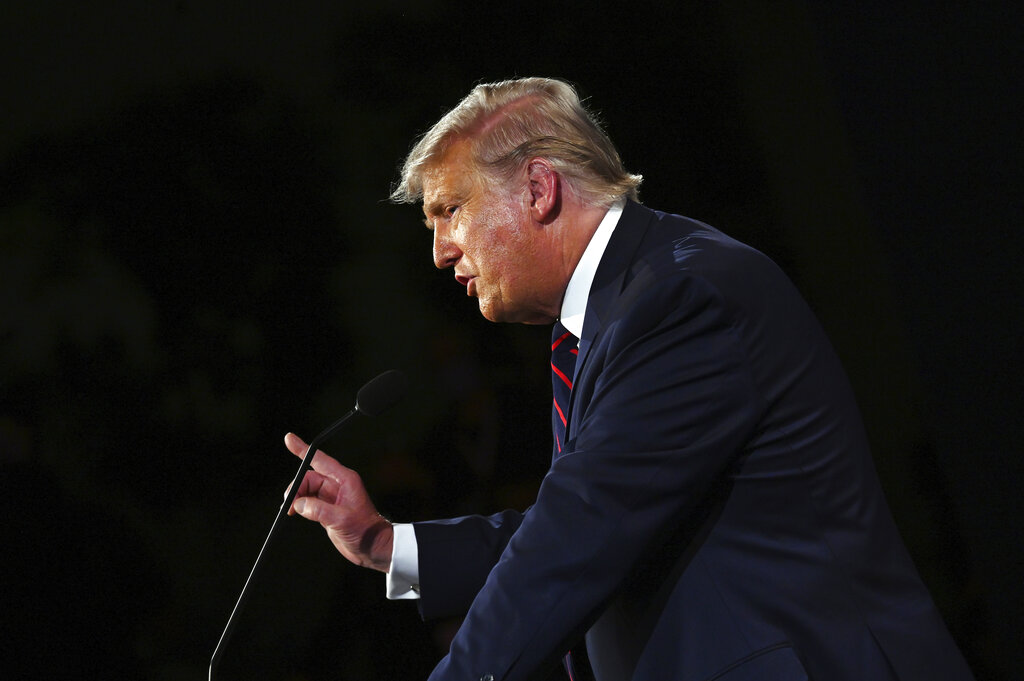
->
(480, 675, 494, 681)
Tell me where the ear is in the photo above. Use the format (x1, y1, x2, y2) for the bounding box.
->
(526, 159, 560, 222)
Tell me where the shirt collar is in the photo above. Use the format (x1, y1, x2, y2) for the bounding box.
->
(559, 200, 625, 338)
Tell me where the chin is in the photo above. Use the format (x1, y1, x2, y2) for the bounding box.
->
(478, 307, 504, 323)
(479, 303, 551, 326)
(477, 298, 510, 324)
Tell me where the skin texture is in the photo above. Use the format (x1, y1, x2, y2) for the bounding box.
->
(284, 432, 393, 572)
(424, 140, 578, 325)
(287, 140, 606, 572)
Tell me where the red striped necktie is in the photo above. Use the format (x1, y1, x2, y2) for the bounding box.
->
(552, 322, 594, 680)
(551, 320, 579, 454)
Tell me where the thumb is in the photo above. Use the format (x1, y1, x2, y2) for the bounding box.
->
(291, 496, 338, 528)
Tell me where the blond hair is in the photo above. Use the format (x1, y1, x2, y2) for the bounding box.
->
(390, 77, 642, 207)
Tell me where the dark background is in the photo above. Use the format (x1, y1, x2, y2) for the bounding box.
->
(1, 2, 1020, 680)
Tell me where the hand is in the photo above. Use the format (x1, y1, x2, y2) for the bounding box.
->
(283, 432, 394, 573)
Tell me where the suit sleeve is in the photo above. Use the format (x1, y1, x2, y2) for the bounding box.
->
(413, 508, 527, 620)
(427, 273, 765, 681)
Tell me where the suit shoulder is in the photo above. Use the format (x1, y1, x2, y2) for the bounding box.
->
(627, 207, 785, 293)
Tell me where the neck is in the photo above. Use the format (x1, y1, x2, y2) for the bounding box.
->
(556, 199, 608, 280)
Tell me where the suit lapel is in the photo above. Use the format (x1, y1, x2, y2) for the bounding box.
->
(564, 201, 658, 440)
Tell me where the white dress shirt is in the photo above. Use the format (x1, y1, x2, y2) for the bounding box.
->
(386, 200, 626, 600)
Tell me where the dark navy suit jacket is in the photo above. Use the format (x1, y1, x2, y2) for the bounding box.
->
(414, 202, 973, 681)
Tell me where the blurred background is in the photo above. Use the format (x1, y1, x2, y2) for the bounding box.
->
(1, 1, 1020, 679)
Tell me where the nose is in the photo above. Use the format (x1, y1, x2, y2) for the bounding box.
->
(432, 224, 462, 270)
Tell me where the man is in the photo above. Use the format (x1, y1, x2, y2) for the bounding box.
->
(286, 78, 974, 681)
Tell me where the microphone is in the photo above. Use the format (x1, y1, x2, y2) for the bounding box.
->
(355, 368, 408, 417)
(208, 369, 408, 681)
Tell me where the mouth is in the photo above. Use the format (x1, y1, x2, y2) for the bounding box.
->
(455, 273, 476, 296)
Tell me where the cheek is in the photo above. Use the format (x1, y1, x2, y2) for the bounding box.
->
(488, 230, 533, 282)
(473, 205, 524, 268)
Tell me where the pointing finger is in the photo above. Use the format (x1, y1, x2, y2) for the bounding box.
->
(283, 432, 352, 483)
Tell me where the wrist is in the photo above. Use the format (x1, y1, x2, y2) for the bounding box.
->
(370, 517, 394, 573)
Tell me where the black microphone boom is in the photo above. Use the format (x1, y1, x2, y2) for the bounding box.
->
(208, 370, 408, 681)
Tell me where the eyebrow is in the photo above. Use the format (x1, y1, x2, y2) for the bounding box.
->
(421, 196, 453, 230)
(422, 202, 440, 230)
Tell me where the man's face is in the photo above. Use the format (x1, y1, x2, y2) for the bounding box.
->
(421, 141, 564, 324)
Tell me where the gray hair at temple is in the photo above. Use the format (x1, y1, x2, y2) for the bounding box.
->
(389, 77, 642, 208)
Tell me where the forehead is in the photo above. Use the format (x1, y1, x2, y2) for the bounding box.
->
(421, 141, 477, 211)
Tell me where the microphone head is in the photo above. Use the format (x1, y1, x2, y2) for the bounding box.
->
(355, 369, 408, 417)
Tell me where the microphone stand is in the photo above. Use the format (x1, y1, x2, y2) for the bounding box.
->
(208, 369, 406, 680)
(208, 409, 356, 681)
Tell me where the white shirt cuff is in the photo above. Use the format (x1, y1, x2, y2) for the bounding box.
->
(385, 522, 421, 600)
